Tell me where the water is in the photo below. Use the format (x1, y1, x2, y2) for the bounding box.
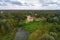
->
(14, 28, 29, 40)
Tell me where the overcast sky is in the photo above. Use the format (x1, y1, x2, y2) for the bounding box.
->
(0, 0, 60, 10)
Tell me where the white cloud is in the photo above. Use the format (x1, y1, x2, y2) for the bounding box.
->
(0, 0, 60, 10)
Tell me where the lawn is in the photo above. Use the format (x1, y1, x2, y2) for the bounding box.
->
(22, 21, 42, 32)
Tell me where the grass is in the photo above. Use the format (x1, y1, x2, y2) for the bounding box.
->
(22, 21, 42, 32)
(22, 21, 52, 33)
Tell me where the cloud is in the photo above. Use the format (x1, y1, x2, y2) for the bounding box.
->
(0, 0, 60, 10)
(39, 0, 60, 6)
(0, 0, 23, 6)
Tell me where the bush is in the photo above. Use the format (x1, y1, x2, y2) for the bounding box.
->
(39, 34, 55, 40)
(50, 32, 57, 39)
(27, 29, 42, 40)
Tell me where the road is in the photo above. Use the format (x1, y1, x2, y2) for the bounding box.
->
(14, 28, 29, 40)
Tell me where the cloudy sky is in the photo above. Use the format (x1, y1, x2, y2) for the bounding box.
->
(0, 0, 60, 10)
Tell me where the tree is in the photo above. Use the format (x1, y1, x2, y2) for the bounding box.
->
(39, 34, 55, 40)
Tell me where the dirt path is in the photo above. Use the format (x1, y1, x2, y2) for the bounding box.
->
(14, 28, 29, 40)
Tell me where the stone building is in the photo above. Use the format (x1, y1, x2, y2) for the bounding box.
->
(26, 15, 34, 23)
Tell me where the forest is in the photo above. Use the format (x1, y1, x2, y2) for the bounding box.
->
(0, 10, 60, 40)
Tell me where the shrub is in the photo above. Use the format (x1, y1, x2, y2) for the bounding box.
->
(39, 34, 55, 40)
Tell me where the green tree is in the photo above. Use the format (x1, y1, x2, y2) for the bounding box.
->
(39, 34, 55, 40)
